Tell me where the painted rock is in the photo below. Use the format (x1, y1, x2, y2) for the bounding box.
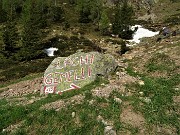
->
(41, 51, 117, 94)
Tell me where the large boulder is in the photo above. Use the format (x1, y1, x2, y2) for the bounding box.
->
(41, 51, 117, 94)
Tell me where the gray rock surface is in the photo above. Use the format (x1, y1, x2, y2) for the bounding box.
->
(104, 126, 117, 135)
(41, 52, 117, 94)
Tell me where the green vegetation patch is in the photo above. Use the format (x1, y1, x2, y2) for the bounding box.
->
(140, 76, 179, 132)
(0, 76, 108, 134)
(0, 58, 53, 84)
(164, 16, 180, 25)
(145, 53, 176, 72)
(126, 66, 180, 134)
(125, 62, 180, 134)
(13, 96, 122, 135)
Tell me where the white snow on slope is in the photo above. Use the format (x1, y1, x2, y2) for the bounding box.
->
(128, 25, 159, 45)
(44, 47, 58, 56)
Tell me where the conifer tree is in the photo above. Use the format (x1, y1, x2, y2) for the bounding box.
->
(112, 0, 134, 39)
(77, 0, 91, 23)
(77, 0, 103, 23)
(17, 0, 43, 61)
(0, 0, 7, 22)
(89, 0, 103, 24)
(99, 9, 110, 35)
(36, 0, 48, 28)
(2, 21, 19, 58)
(2, 0, 19, 58)
(49, 5, 64, 22)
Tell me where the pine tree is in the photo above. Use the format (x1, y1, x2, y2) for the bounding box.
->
(99, 9, 110, 35)
(0, 0, 7, 22)
(2, 0, 19, 58)
(77, 0, 103, 23)
(17, 0, 43, 61)
(89, 0, 103, 24)
(49, 5, 64, 22)
(2, 21, 19, 58)
(36, 0, 48, 28)
(112, 0, 135, 39)
(77, 0, 91, 23)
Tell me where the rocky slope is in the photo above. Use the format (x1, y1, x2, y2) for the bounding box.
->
(0, 0, 180, 134)
(0, 32, 179, 134)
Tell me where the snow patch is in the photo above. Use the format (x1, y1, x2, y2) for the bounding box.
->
(127, 25, 159, 46)
(44, 47, 58, 57)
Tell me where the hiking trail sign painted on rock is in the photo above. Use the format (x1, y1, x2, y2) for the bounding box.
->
(41, 51, 117, 94)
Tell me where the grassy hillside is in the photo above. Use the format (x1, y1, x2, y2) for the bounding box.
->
(0, 0, 180, 134)
(0, 39, 179, 135)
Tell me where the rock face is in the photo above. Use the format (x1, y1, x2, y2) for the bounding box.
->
(41, 51, 117, 94)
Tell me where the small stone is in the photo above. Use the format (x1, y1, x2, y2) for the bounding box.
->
(34, 89, 39, 93)
(173, 96, 180, 103)
(55, 109, 60, 111)
(102, 120, 108, 126)
(105, 126, 113, 130)
(101, 83, 105, 86)
(174, 88, 179, 91)
(126, 55, 133, 60)
(116, 72, 120, 75)
(97, 115, 103, 122)
(144, 97, 151, 103)
(29, 99, 34, 104)
(89, 100, 94, 105)
(114, 98, 122, 104)
(139, 91, 144, 96)
(157, 126, 161, 133)
(138, 80, 145, 85)
(72, 112, 76, 118)
(104, 126, 116, 135)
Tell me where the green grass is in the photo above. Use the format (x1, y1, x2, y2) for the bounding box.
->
(126, 64, 180, 134)
(0, 104, 29, 131)
(0, 76, 127, 135)
(141, 76, 179, 134)
(0, 76, 108, 134)
(146, 53, 176, 72)
(17, 102, 105, 135)
(13, 96, 122, 135)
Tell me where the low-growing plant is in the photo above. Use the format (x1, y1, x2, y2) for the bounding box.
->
(146, 53, 176, 72)
(164, 16, 180, 25)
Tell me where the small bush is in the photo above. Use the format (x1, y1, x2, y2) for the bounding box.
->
(0, 58, 52, 82)
(69, 36, 79, 41)
(81, 39, 93, 46)
(50, 6, 64, 22)
(63, 21, 70, 30)
(120, 41, 130, 55)
(164, 16, 180, 25)
(0, 58, 18, 70)
(119, 30, 134, 40)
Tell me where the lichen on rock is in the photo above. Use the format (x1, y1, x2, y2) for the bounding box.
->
(41, 51, 117, 94)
